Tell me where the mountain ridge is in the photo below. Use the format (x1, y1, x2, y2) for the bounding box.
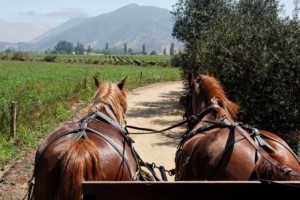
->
(0, 4, 181, 54)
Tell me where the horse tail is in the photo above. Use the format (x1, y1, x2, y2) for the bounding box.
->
(56, 139, 103, 200)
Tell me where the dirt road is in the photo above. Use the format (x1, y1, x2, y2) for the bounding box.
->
(126, 81, 186, 181)
(0, 81, 186, 199)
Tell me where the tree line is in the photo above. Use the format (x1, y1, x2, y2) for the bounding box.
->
(50, 40, 176, 56)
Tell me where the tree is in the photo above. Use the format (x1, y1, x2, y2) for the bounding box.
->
(74, 42, 84, 54)
(172, 0, 226, 47)
(171, 0, 300, 151)
(128, 48, 134, 55)
(4, 48, 14, 54)
(163, 47, 167, 55)
(142, 44, 147, 55)
(170, 43, 175, 56)
(86, 45, 92, 54)
(150, 51, 158, 55)
(54, 40, 73, 54)
(124, 43, 127, 55)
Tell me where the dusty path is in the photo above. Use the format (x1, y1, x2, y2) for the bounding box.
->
(0, 81, 186, 199)
(126, 81, 186, 181)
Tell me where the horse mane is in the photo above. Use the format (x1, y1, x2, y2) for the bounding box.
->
(88, 81, 127, 125)
(199, 74, 240, 118)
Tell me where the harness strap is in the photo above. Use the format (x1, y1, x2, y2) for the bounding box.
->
(177, 123, 218, 150)
(208, 127, 236, 180)
(85, 127, 136, 180)
(132, 148, 161, 181)
(225, 119, 300, 177)
(83, 112, 163, 181)
(94, 111, 126, 133)
(258, 132, 300, 163)
(175, 102, 300, 179)
(237, 124, 275, 153)
(175, 123, 221, 180)
(203, 119, 300, 177)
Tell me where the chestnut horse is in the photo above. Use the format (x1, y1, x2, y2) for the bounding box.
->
(175, 72, 300, 181)
(29, 76, 159, 200)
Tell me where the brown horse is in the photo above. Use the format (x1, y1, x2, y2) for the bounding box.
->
(29, 76, 159, 200)
(175, 72, 300, 181)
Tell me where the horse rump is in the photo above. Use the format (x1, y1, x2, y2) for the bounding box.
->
(56, 139, 102, 200)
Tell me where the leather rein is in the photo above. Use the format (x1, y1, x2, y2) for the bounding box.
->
(124, 105, 220, 137)
(125, 120, 187, 138)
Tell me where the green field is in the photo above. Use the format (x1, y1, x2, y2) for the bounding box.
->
(2, 53, 172, 67)
(0, 59, 181, 168)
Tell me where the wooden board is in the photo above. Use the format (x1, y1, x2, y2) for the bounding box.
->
(82, 181, 300, 200)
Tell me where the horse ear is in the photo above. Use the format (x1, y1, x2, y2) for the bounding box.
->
(118, 76, 127, 90)
(93, 76, 101, 87)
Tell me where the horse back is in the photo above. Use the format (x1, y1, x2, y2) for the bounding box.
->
(33, 119, 138, 200)
(85, 120, 138, 180)
(177, 127, 258, 180)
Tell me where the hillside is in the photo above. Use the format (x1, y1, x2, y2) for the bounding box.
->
(1, 4, 182, 54)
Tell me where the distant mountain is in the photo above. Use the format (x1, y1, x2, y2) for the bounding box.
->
(30, 17, 88, 44)
(0, 4, 182, 54)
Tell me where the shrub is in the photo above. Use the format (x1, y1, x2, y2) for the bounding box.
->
(172, 0, 300, 152)
(42, 55, 57, 62)
(0, 53, 9, 60)
(11, 52, 30, 61)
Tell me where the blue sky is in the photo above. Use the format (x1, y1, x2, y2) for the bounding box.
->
(0, 0, 178, 23)
(0, 0, 296, 43)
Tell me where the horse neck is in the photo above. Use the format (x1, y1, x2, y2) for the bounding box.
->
(190, 101, 234, 131)
(90, 103, 125, 126)
(106, 103, 126, 125)
(190, 114, 214, 131)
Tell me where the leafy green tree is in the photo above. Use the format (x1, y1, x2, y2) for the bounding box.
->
(142, 44, 147, 55)
(171, 0, 300, 152)
(4, 48, 14, 54)
(54, 40, 73, 54)
(172, 0, 229, 48)
(74, 42, 85, 54)
(128, 48, 134, 55)
(124, 43, 127, 55)
(170, 43, 175, 56)
(150, 51, 158, 55)
(86, 45, 92, 54)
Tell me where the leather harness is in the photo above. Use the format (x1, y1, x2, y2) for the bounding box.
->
(27, 110, 161, 200)
(175, 104, 300, 180)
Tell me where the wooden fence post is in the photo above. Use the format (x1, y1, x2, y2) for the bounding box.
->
(10, 101, 17, 138)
